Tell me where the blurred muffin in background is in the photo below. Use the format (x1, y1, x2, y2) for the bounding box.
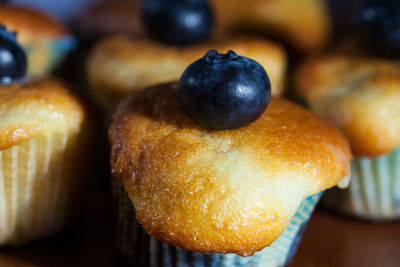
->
(84, 0, 288, 116)
(86, 36, 287, 115)
(295, 0, 400, 222)
(0, 5, 76, 75)
(210, 0, 332, 52)
(295, 53, 400, 221)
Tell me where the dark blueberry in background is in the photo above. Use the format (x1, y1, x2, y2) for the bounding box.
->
(0, 24, 26, 83)
(142, 0, 213, 46)
(356, 0, 400, 56)
(178, 50, 271, 130)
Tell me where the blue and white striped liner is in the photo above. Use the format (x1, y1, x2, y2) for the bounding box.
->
(48, 36, 77, 71)
(322, 146, 400, 221)
(112, 180, 322, 267)
(23, 36, 77, 75)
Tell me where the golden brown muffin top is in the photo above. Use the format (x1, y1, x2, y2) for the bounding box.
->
(87, 36, 287, 112)
(0, 78, 87, 150)
(295, 55, 400, 157)
(75, 0, 143, 38)
(110, 83, 352, 256)
(0, 5, 69, 45)
(210, 0, 331, 52)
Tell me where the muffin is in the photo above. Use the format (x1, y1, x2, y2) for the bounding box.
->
(0, 78, 93, 245)
(0, 5, 76, 75)
(0, 28, 92, 245)
(109, 50, 352, 265)
(295, 54, 400, 221)
(87, 36, 287, 114)
(210, 0, 331, 52)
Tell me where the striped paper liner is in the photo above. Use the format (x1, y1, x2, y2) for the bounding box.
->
(112, 180, 322, 267)
(0, 131, 85, 245)
(24, 36, 77, 76)
(322, 146, 400, 221)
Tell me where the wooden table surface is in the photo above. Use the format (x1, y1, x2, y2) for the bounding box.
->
(1, 194, 399, 267)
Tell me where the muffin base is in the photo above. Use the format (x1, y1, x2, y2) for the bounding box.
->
(112, 179, 322, 267)
(322, 146, 400, 221)
(0, 132, 87, 245)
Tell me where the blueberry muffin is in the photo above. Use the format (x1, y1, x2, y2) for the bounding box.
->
(0, 28, 92, 245)
(87, 36, 287, 114)
(295, 53, 400, 221)
(210, 0, 331, 52)
(109, 50, 352, 266)
(0, 5, 76, 75)
(86, 0, 288, 117)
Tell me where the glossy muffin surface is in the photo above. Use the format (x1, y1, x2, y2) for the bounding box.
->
(110, 83, 352, 256)
(296, 55, 400, 157)
(0, 78, 86, 150)
(87, 36, 287, 112)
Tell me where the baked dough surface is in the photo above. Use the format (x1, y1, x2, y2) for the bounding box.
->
(110, 83, 352, 256)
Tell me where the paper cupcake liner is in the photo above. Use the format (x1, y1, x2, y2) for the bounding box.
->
(0, 132, 86, 245)
(112, 180, 322, 267)
(322, 146, 400, 221)
(24, 36, 77, 76)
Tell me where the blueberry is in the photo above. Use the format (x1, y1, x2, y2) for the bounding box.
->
(142, 0, 213, 46)
(178, 50, 271, 130)
(0, 25, 26, 83)
(356, 0, 400, 55)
